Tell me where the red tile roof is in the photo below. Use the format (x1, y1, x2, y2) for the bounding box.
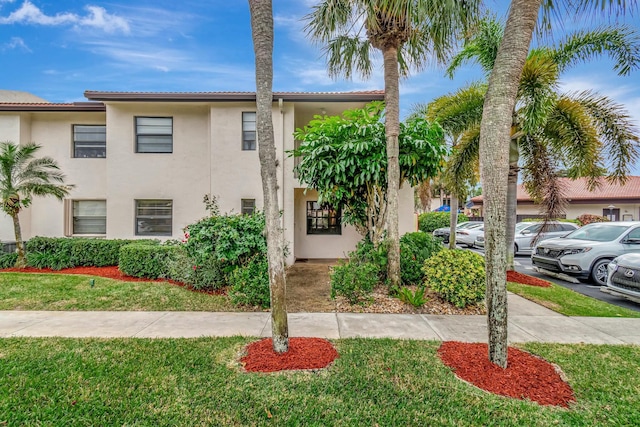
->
(470, 177, 640, 205)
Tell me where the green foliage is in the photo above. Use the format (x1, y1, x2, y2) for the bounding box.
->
(228, 255, 270, 308)
(577, 214, 610, 226)
(118, 244, 179, 279)
(184, 212, 267, 266)
(397, 286, 429, 308)
(330, 260, 379, 304)
(418, 212, 469, 233)
(400, 232, 443, 286)
(292, 102, 447, 241)
(23, 237, 157, 270)
(423, 249, 485, 308)
(166, 247, 227, 291)
(0, 253, 17, 269)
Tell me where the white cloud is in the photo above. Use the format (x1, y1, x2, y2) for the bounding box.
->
(0, 1, 129, 33)
(1, 35, 30, 51)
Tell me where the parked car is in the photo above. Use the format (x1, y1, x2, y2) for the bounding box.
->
(473, 221, 578, 253)
(456, 224, 485, 247)
(606, 253, 640, 303)
(532, 221, 640, 286)
(432, 221, 482, 243)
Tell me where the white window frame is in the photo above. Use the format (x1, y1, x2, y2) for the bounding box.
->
(73, 125, 106, 158)
(135, 199, 173, 236)
(242, 112, 256, 150)
(64, 199, 106, 236)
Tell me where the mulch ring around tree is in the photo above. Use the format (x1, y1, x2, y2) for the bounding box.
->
(507, 270, 551, 287)
(0, 266, 225, 296)
(241, 337, 339, 373)
(438, 341, 575, 408)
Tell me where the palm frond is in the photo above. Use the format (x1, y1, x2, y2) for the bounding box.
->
(443, 126, 480, 199)
(423, 83, 486, 136)
(446, 17, 502, 77)
(325, 35, 374, 79)
(517, 50, 559, 134)
(551, 26, 640, 76)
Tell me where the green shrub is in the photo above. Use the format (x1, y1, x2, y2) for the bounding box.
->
(330, 260, 378, 304)
(0, 253, 17, 269)
(24, 237, 158, 270)
(418, 212, 469, 233)
(397, 286, 428, 308)
(118, 244, 179, 279)
(400, 232, 442, 286)
(423, 249, 485, 308)
(228, 255, 270, 308)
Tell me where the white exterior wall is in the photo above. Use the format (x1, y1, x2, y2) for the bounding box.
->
(502, 203, 640, 221)
(104, 103, 211, 239)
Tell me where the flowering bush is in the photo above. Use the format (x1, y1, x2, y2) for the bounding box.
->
(577, 214, 609, 226)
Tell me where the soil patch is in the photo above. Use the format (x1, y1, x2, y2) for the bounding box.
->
(507, 270, 551, 287)
(438, 341, 575, 407)
(286, 262, 335, 312)
(241, 337, 338, 372)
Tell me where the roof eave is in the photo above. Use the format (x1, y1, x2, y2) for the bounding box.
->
(83, 91, 385, 103)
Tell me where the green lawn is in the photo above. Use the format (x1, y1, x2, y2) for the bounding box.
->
(0, 338, 638, 426)
(0, 273, 237, 311)
(507, 281, 640, 318)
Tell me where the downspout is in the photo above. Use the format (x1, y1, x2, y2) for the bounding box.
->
(279, 98, 286, 237)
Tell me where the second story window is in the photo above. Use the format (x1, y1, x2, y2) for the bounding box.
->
(73, 125, 106, 158)
(136, 117, 173, 153)
(242, 112, 256, 150)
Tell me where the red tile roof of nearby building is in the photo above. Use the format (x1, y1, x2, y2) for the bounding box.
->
(470, 176, 640, 205)
(0, 102, 105, 112)
(83, 90, 385, 102)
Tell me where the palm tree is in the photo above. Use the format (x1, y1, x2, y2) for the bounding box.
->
(478, 1, 636, 367)
(248, 0, 289, 353)
(304, 0, 480, 289)
(446, 19, 640, 269)
(0, 142, 73, 268)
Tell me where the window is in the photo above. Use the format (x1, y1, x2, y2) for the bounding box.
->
(73, 125, 106, 158)
(242, 112, 256, 150)
(70, 200, 106, 235)
(306, 201, 341, 235)
(136, 200, 172, 236)
(136, 117, 173, 153)
(241, 199, 255, 215)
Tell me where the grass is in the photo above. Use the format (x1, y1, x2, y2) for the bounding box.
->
(507, 281, 640, 318)
(0, 273, 237, 311)
(0, 337, 639, 426)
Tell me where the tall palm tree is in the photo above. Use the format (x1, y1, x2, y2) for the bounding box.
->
(0, 142, 73, 268)
(478, 1, 636, 367)
(305, 0, 480, 289)
(447, 19, 640, 270)
(248, 0, 289, 353)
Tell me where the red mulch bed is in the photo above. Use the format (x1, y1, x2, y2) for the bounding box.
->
(507, 270, 551, 287)
(438, 341, 575, 407)
(1, 266, 225, 296)
(241, 337, 339, 373)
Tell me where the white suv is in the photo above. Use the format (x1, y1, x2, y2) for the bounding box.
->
(531, 222, 640, 286)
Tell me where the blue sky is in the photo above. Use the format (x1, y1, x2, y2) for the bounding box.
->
(1, 0, 639, 132)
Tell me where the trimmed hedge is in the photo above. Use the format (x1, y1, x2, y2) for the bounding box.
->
(25, 237, 159, 270)
(118, 244, 179, 279)
(418, 212, 469, 233)
(400, 232, 442, 286)
(423, 249, 485, 308)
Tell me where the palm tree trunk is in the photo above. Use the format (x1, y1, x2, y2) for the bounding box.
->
(506, 138, 520, 270)
(12, 212, 26, 268)
(480, 0, 541, 368)
(382, 45, 401, 290)
(248, 0, 288, 353)
(448, 195, 459, 250)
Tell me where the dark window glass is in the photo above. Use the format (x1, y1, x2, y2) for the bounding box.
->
(136, 117, 173, 153)
(136, 199, 172, 236)
(73, 125, 106, 158)
(73, 200, 106, 234)
(306, 201, 341, 235)
(241, 199, 255, 215)
(242, 112, 256, 150)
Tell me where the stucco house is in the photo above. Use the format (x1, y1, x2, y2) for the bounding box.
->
(469, 177, 640, 221)
(0, 89, 417, 264)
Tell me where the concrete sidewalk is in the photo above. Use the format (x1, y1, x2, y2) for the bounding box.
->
(1, 293, 639, 344)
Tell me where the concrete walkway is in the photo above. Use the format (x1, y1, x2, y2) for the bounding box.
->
(1, 293, 639, 344)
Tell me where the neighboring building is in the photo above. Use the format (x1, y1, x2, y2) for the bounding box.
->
(0, 90, 418, 264)
(469, 177, 640, 221)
